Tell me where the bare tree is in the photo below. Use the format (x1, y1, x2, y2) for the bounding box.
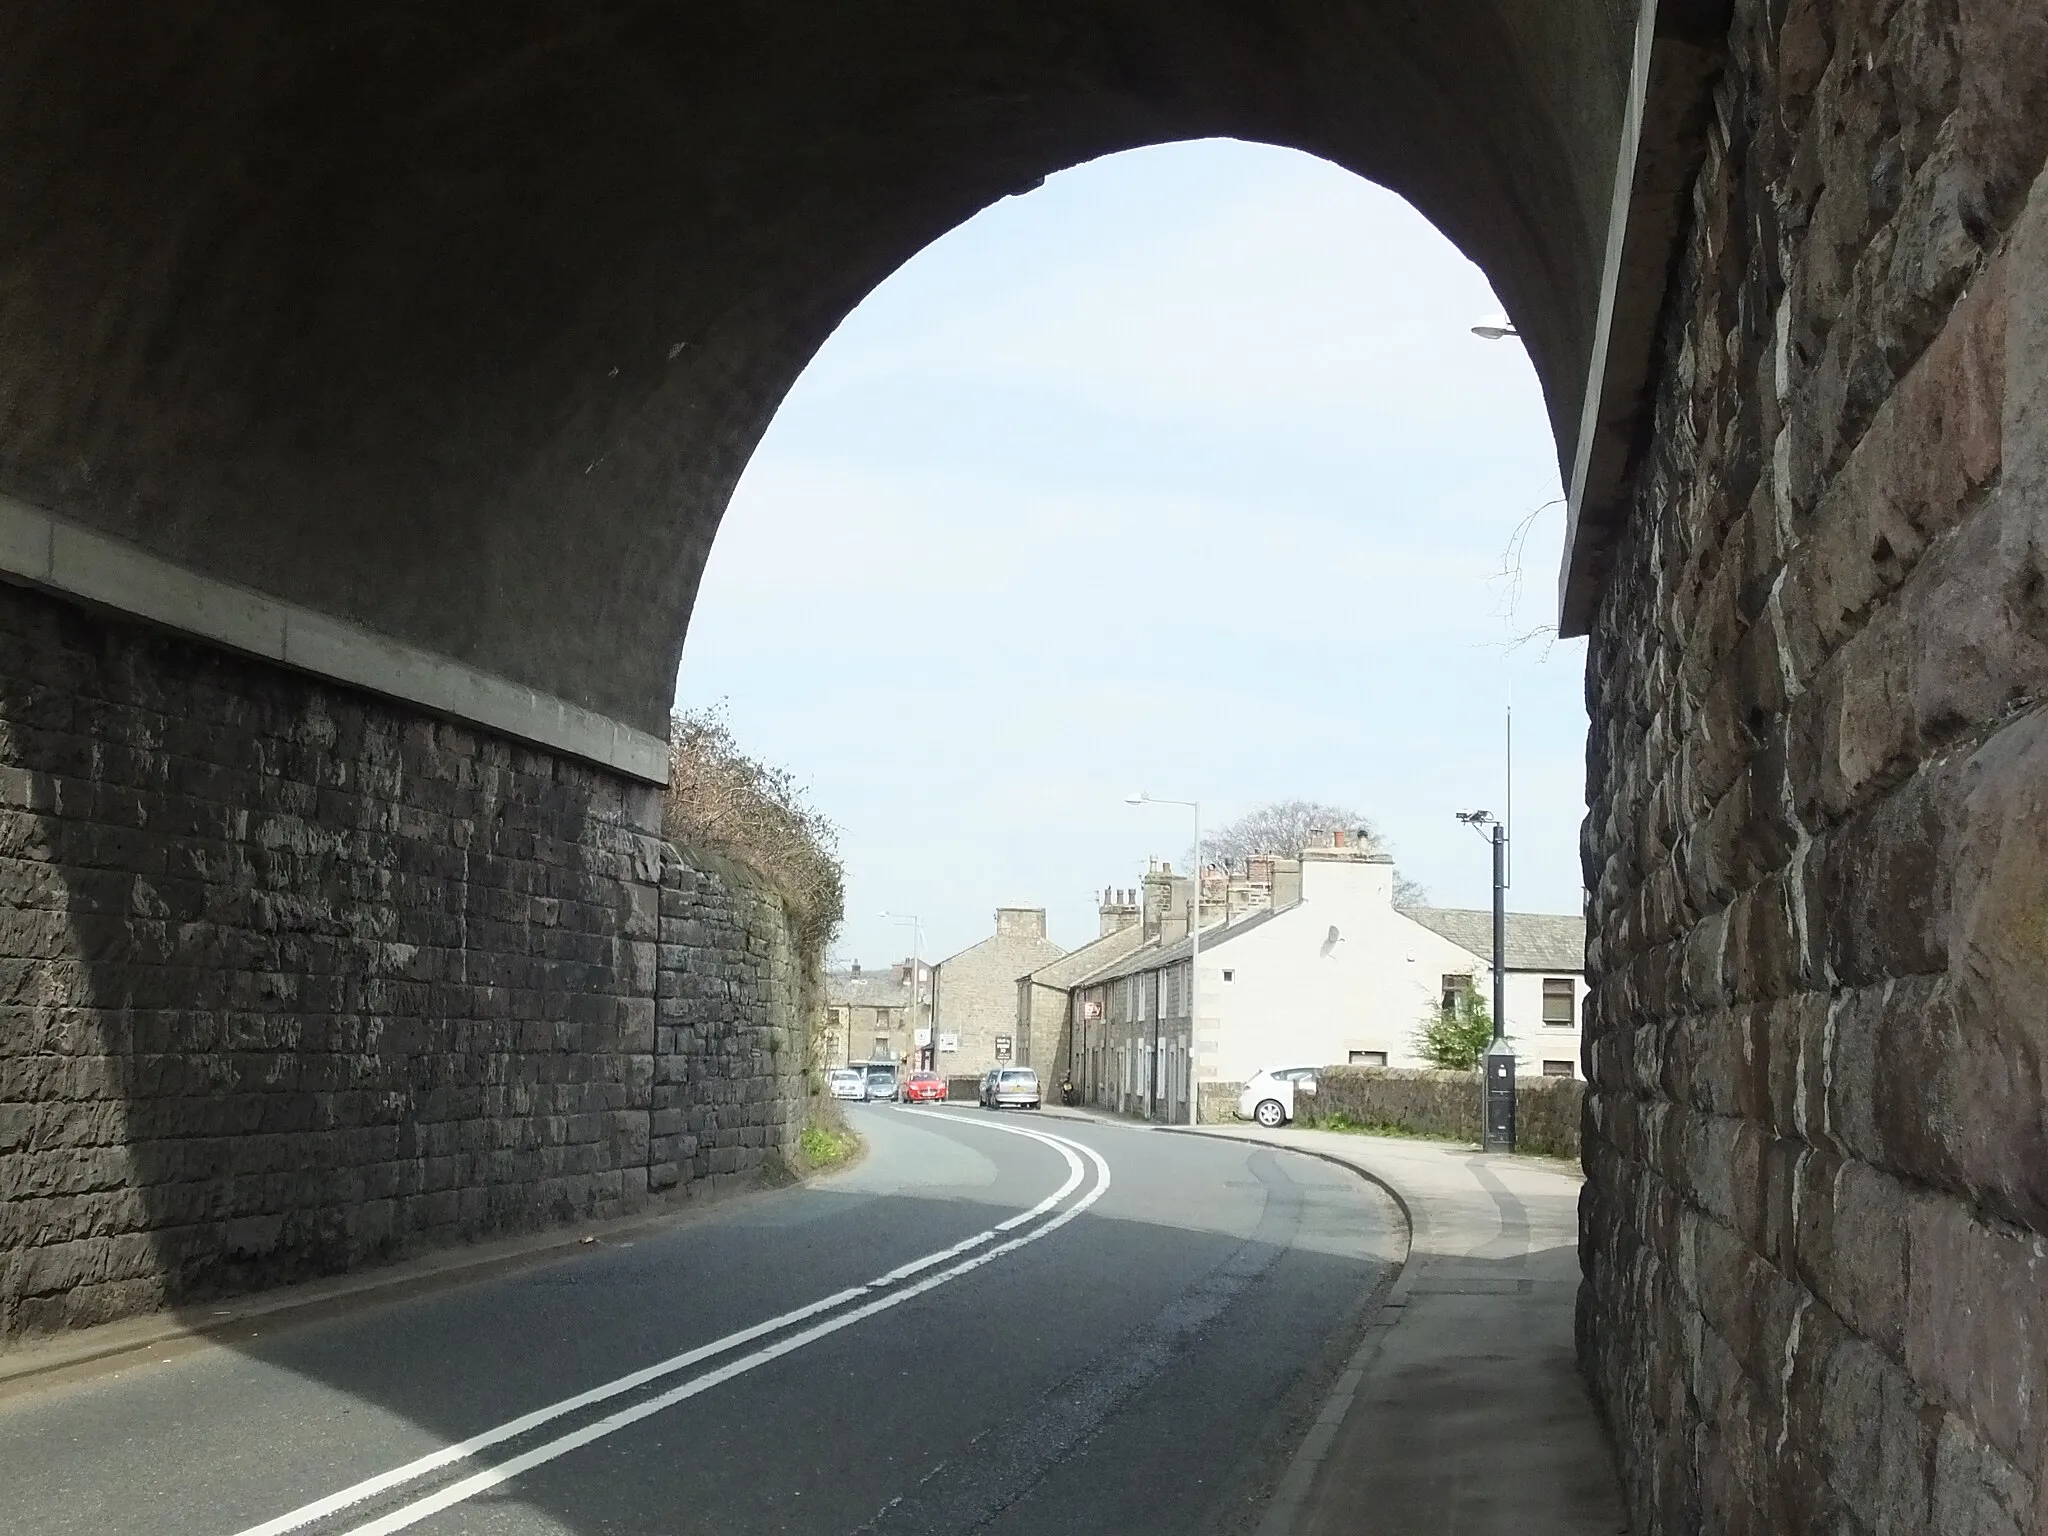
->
(1192, 799, 1428, 905)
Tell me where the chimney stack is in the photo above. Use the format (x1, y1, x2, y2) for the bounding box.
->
(1098, 884, 1141, 937)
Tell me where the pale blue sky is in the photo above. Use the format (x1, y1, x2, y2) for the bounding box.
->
(676, 139, 1587, 969)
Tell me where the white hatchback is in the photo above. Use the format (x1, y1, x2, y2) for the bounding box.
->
(827, 1068, 867, 1102)
(1237, 1066, 1320, 1128)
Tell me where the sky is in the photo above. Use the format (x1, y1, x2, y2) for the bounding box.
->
(675, 138, 1587, 970)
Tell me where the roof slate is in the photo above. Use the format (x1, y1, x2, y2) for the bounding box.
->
(824, 970, 913, 1008)
(1400, 907, 1586, 972)
(1074, 903, 1289, 988)
(1018, 924, 1148, 988)
(1064, 903, 1586, 987)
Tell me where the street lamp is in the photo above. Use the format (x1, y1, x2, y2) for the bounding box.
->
(1455, 810, 1515, 1152)
(883, 912, 930, 1071)
(1127, 792, 1200, 1125)
(1470, 320, 1520, 341)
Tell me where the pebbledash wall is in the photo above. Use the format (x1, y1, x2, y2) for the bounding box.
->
(1581, 1, 2048, 1533)
(0, 582, 808, 1341)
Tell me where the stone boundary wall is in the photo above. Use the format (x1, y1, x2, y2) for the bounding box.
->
(1582, 2, 2048, 1531)
(0, 583, 807, 1342)
(1301, 1066, 1583, 1160)
(1197, 1081, 1245, 1125)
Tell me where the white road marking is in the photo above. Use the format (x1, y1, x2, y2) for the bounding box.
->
(226, 1116, 1109, 1536)
(225, 1288, 870, 1536)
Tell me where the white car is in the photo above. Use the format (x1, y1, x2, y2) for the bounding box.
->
(827, 1068, 867, 1102)
(1238, 1066, 1320, 1128)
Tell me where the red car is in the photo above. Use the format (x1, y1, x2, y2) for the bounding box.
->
(901, 1071, 948, 1104)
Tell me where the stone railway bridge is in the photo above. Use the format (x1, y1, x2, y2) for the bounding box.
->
(0, 2, 2044, 1529)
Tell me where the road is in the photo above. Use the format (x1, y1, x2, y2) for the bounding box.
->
(0, 1107, 1402, 1536)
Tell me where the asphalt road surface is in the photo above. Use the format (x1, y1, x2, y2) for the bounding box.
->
(0, 1107, 1402, 1536)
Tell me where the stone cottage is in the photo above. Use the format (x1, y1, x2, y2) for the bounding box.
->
(930, 908, 1065, 1076)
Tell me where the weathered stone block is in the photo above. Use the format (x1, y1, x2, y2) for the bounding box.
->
(1904, 1194, 2048, 1466)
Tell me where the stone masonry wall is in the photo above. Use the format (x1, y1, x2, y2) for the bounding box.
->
(1581, 1, 2048, 1531)
(0, 582, 807, 1342)
(932, 921, 1064, 1077)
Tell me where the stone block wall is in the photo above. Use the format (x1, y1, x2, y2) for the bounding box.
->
(0, 583, 808, 1342)
(1580, 1, 2048, 1530)
(654, 843, 809, 1195)
(1302, 1066, 1584, 1160)
(1197, 1081, 1245, 1125)
(931, 917, 1064, 1076)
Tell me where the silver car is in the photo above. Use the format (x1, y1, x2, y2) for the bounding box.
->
(864, 1065, 900, 1102)
(985, 1067, 1040, 1110)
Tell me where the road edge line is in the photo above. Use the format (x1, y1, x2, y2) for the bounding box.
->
(2, 1131, 866, 1401)
(1156, 1127, 1420, 1536)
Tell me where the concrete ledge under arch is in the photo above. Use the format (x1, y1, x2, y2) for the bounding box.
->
(0, 493, 670, 784)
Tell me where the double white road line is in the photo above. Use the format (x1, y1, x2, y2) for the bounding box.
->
(227, 1113, 1111, 1536)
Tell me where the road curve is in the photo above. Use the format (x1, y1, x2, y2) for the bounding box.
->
(0, 1107, 1402, 1536)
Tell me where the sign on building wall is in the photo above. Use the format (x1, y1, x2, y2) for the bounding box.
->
(939, 1032, 959, 1053)
(915, 1027, 931, 1047)
(1082, 999, 1103, 1019)
(995, 1035, 1013, 1060)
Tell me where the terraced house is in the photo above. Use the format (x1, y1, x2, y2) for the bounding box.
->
(1065, 838, 1587, 1122)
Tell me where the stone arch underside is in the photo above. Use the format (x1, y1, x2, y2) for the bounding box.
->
(0, 1, 1655, 745)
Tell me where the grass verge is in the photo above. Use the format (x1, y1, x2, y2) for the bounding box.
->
(1297, 1108, 1579, 1163)
(1297, 1109, 1478, 1148)
(762, 1093, 865, 1187)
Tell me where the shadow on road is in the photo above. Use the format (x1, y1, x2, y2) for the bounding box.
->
(0, 1108, 1406, 1536)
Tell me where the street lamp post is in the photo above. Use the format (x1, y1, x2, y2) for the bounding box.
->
(1456, 811, 1516, 1152)
(1126, 792, 1200, 1125)
(883, 912, 929, 1071)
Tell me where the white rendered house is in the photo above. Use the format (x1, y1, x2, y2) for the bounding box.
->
(1067, 842, 1587, 1121)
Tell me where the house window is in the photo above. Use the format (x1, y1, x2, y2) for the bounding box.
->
(1542, 977, 1576, 1027)
(1441, 974, 1474, 1014)
(1542, 1059, 1576, 1078)
(873, 1035, 891, 1060)
(1348, 1050, 1388, 1066)
(1221, 969, 1234, 982)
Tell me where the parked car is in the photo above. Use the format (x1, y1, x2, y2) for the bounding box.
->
(1237, 1066, 1320, 1128)
(827, 1067, 867, 1102)
(976, 1066, 1003, 1107)
(902, 1071, 947, 1104)
(985, 1066, 1041, 1110)
(864, 1064, 900, 1102)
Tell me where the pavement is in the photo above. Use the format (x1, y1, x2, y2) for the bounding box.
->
(1171, 1120, 1629, 1535)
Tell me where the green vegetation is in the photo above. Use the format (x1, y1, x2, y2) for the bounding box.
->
(786, 1091, 863, 1182)
(1299, 1108, 1476, 1146)
(666, 705, 845, 958)
(799, 1119, 860, 1169)
(1413, 988, 1496, 1071)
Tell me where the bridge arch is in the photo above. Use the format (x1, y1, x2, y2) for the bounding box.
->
(0, 2, 1702, 754)
(10, 4, 2046, 1529)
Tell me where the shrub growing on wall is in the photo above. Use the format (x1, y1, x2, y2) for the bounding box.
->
(666, 706, 845, 959)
